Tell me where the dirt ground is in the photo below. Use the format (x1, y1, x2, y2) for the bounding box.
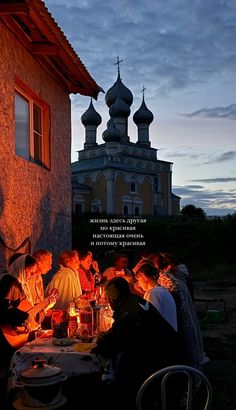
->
(194, 280, 236, 409)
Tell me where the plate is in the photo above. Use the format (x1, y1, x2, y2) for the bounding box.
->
(74, 342, 97, 353)
(52, 337, 76, 346)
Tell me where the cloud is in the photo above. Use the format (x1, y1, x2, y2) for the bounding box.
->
(184, 185, 204, 189)
(191, 177, 236, 183)
(181, 104, 236, 120)
(173, 185, 236, 215)
(162, 148, 236, 165)
(45, 0, 236, 99)
(204, 151, 236, 164)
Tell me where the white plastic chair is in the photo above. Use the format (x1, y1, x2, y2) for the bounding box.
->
(136, 365, 212, 410)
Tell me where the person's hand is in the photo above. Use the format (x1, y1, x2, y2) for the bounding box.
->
(91, 260, 99, 272)
(45, 298, 56, 312)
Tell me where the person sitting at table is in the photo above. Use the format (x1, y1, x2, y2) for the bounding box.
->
(0, 273, 29, 408)
(92, 276, 187, 410)
(102, 253, 134, 285)
(8, 254, 39, 306)
(31, 249, 53, 304)
(45, 250, 82, 310)
(134, 260, 178, 331)
(31, 249, 55, 327)
(150, 252, 205, 370)
(77, 250, 100, 294)
(8, 253, 56, 329)
(148, 252, 194, 300)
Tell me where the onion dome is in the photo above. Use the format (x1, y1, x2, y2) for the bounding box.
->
(102, 119, 122, 142)
(81, 99, 102, 126)
(109, 95, 131, 118)
(105, 72, 133, 108)
(133, 98, 154, 125)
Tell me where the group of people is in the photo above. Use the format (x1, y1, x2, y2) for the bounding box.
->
(0, 248, 205, 409)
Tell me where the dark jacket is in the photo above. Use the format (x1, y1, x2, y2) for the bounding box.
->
(0, 274, 28, 356)
(93, 294, 187, 388)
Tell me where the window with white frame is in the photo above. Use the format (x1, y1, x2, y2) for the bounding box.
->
(15, 85, 50, 169)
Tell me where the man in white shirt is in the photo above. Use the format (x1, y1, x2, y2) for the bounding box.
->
(46, 250, 82, 310)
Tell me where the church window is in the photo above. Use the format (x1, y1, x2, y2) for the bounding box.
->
(75, 203, 83, 215)
(134, 206, 140, 216)
(124, 205, 129, 216)
(130, 182, 137, 193)
(14, 83, 50, 169)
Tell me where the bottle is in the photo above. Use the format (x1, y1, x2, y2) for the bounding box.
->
(99, 304, 114, 332)
(94, 271, 101, 288)
(79, 304, 94, 340)
(68, 302, 78, 338)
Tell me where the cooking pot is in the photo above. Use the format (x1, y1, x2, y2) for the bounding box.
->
(16, 359, 67, 408)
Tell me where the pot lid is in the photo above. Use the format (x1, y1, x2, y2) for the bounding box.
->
(20, 359, 62, 380)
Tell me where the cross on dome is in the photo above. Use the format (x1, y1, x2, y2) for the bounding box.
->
(114, 56, 123, 76)
(141, 85, 146, 99)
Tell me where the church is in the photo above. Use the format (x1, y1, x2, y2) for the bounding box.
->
(72, 62, 180, 217)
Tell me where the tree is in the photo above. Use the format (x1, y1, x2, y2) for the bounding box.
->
(180, 204, 206, 219)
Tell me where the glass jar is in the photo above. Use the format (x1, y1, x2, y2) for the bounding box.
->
(51, 310, 69, 338)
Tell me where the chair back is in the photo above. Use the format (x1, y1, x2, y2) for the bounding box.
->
(136, 365, 212, 410)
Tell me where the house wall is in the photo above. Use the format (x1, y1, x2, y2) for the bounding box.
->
(0, 23, 72, 269)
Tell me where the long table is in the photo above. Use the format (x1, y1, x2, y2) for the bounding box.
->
(11, 335, 101, 388)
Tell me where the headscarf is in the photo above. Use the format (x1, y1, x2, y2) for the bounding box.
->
(8, 254, 35, 306)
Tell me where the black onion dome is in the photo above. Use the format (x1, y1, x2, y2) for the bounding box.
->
(105, 73, 133, 108)
(109, 95, 131, 118)
(102, 119, 122, 142)
(81, 100, 102, 126)
(133, 98, 154, 125)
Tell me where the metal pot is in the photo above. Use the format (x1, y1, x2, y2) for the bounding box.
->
(16, 359, 67, 408)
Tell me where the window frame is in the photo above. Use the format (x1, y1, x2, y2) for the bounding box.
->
(14, 79, 51, 170)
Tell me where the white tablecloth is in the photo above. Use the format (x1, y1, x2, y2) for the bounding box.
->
(11, 337, 101, 387)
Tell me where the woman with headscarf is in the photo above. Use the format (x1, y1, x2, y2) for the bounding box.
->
(8, 254, 39, 306)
